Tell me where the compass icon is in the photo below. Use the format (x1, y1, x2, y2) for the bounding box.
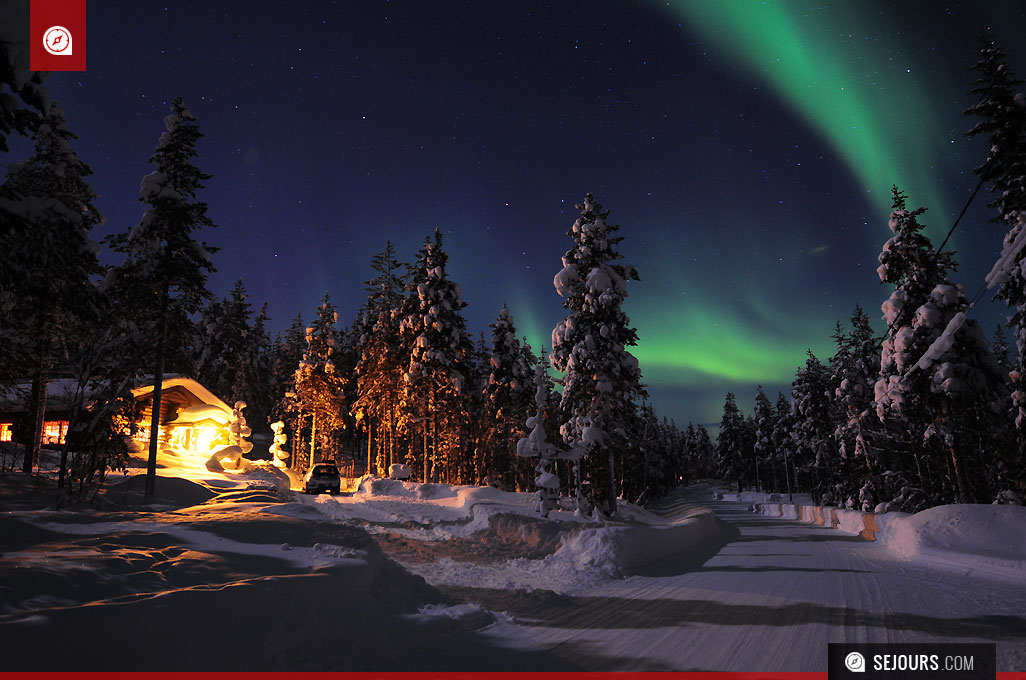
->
(43, 26, 73, 56)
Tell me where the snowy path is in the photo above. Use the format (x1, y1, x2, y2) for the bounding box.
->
(445, 490, 1026, 671)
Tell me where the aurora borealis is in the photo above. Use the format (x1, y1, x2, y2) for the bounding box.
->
(27, 0, 1026, 426)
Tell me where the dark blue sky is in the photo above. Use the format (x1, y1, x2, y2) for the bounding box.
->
(21, 0, 1026, 426)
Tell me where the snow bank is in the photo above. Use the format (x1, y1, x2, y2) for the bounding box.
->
(548, 505, 721, 576)
(752, 500, 1026, 581)
(877, 503, 1026, 580)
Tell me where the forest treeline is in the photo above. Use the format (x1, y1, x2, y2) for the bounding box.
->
(2, 34, 1024, 513)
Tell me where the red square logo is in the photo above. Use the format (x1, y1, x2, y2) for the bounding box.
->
(30, 0, 87, 72)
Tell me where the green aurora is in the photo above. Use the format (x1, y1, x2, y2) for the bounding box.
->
(658, 0, 953, 225)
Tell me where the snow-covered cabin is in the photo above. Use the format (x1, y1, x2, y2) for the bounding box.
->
(0, 377, 233, 453)
(130, 377, 234, 452)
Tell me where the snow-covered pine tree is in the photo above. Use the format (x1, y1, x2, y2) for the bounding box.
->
(771, 392, 796, 498)
(790, 351, 836, 503)
(752, 386, 776, 493)
(0, 101, 103, 473)
(195, 279, 270, 421)
(695, 423, 715, 480)
(482, 305, 535, 490)
(829, 305, 880, 508)
(715, 392, 746, 493)
(875, 188, 1005, 506)
(965, 35, 1026, 225)
(550, 194, 646, 516)
(353, 242, 406, 476)
(965, 39, 1026, 493)
(683, 422, 699, 479)
(105, 97, 217, 499)
(516, 354, 575, 516)
(248, 302, 273, 429)
(398, 229, 474, 483)
(464, 331, 491, 485)
(294, 294, 347, 469)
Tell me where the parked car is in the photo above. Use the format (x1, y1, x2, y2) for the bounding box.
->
(303, 463, 342, 494)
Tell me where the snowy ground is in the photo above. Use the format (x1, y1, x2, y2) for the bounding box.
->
(1, 446, 1025, 671)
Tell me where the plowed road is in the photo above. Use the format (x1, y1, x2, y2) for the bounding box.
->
(444, 490, 1026, 671)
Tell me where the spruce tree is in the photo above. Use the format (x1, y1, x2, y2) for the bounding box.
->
(752, 386, 776, 493)
(874, 188, 1004, 506)
(771, 392, 796, 499)
(398, 229, 474, 483)
(829, 305, 881, 508)
(270, 313, 306, 465)
(695, 423, 714, 481)
(294, 294, 347, 469)
(0, 101, 102, 473)
(195, 279, 270, 418)
(482, 305, 535, 490)
(105, 97, 217, 498)
(715, 392, 745, 493)
(516, 352, 570, 516)
(790, 351, 836, 503)
(550, 194, 646, 516)
(353, 242, 406, 475)
(965, 35, 1026, 224)
(965, 38, 1026, 488)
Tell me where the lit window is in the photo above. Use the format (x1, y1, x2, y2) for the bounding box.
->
(42, 420, 69, 445)
(0, 423, 12, 442)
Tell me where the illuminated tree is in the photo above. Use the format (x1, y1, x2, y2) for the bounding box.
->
(294, 294, 347, 468)
(353, 242, 406, 476)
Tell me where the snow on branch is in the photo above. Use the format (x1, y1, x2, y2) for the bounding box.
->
(986, 214, 1026, 290)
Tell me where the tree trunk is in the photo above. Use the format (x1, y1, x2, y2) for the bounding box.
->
(783, 449, 793, 501)
(309, 411, 317, 469)
(367, 419, 373, 476)
(608, 448, 617, 515)
(422, 418, 428, 482)
(388, 403, 395, 471)
(948, 443, 971, 504)
(144, 291, 169, 499)
(23, 370, 46, 473)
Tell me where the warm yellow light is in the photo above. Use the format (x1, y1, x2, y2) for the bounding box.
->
(194, 424, 222, 453)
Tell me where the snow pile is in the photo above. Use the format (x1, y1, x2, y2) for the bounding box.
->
(877, 503, 1026, 580)
(545, 504, 721, 576)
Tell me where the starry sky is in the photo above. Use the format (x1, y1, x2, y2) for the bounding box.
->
(19, 0, 1026, 427)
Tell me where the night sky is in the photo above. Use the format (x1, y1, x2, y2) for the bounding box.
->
(23, 0, 1026, 427)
